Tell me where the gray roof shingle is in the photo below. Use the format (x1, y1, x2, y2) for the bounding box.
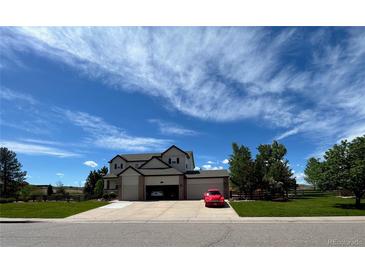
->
(120, 153, 161, 162)
(185, 169, 229, 178)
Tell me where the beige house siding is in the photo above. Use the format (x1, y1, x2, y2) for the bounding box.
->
(138, 176, 145, 201)
(109, 157, 126, 174)
(144, 175, 179, 186)
(110, 158, 145, 174)
(161, 147, 188, 172)
(178, 175, 185, 200)
(140, 158, 168, 169)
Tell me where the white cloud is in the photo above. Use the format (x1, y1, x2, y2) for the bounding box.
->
(206, 160, 215, 164)
(148, 119, 198, 136)
(201, 164, 224, 170)
(2, 27, 365, 151)
(222, 159, 229, 164)
(0, 140, 81, 158)
(294, 172, 305, 184)
(56, 173, 64, 178)
(83, 160, 98, 168)
(59, 109, 171, 152)
(0, 87, 37, 105)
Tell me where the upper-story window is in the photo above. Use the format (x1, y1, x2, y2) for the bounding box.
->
(168, 158, 171, 164)
(114, 163, 123, 169)
(177, 157, 179, 164)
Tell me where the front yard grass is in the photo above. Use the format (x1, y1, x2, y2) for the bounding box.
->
(0, 200, 108, 218)
(229, 193, 365, 217)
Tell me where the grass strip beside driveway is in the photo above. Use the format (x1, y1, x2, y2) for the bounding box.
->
(0, 201, 109, 218)
(230, 195, 365, 217)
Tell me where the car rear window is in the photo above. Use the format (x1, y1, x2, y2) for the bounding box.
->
(208, 191, 221, 195)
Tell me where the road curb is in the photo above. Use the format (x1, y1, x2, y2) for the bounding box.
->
(2, 216, 365, 224)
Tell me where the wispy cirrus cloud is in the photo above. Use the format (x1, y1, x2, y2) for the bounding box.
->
(0, 86, 37, 104)
(1, 27, 365, 149)
(148, 119, 198, 136)
(0, 140, 81, 158)
(59, 109, 171, 152)
(0, 86, 171, 153)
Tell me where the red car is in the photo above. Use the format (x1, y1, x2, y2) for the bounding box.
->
(203, 189, 225, 207)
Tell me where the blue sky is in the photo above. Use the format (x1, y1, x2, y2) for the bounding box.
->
(1, 27, 364, 186)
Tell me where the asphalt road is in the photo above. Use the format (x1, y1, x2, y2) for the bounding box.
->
(1, 222, 364, 246)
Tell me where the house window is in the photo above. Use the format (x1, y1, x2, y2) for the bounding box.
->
(168, 158, 171, 164)
(186, 164, 188, 169)
(121, 164, 123, 169)
(107, 180, 110, 189)
(114, 163, 117, 169)
(177, 157, 179, 164)
(115, 184, 119, 190)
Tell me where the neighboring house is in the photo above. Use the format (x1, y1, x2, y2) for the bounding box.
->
(103, 145, 229, 200)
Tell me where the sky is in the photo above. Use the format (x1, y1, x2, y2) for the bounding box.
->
(0, 27, 364, 186)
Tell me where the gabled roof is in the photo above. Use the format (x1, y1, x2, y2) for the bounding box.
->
(117, 166, 144, 176)
(116, 165, 183, 176)
(108, 154, 128, 163)
(162, 145, 190, 158)
(185, 169, 229, 178)
(138, 156, 171, 169)
(103, 173, 118, 178)
(119, 153, 161, 162)
(139, 167, 183, 176)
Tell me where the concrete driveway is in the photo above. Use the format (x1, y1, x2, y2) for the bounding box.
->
(67, 200, 239, 222)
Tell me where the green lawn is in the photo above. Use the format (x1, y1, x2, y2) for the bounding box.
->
(230, 193, 365, 217)
(0, 200, 109, 218)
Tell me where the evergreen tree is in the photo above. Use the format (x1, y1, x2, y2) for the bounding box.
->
(83, 166, 108, 195)
(229, 143, 256, 198)
(94, 179, 104, 198)
(0, 147, 27, 196)
(47, 184, 54, 196)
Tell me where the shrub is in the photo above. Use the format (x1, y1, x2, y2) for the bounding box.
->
(94, 179, 104, 198)
(102, 193, 110, 200)
(53, 193, 64, 201)
(0, 197, 16, 203)
(109, 192, 117, 200)
(65, 192, 70, 202)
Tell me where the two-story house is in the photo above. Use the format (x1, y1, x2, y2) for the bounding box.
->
(103, 145, 229, 200)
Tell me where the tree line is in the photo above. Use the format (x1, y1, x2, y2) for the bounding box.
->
(305, 135, 365, 208)
(229, 140, 296, 200)
(0, 146, 108, 200)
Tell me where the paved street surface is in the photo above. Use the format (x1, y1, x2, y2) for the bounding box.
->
(1, 222, 364, 246)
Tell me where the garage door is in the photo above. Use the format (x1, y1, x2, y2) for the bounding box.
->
(187, 178, 224, 200)
(146, 185, 179, 200)
(122, 175, 139, 200)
